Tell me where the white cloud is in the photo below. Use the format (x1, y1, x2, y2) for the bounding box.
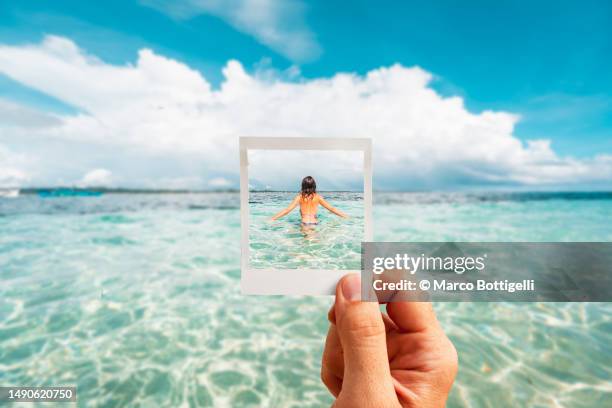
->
(140, 0, 321, 62)
(248, 150, 364, 191)
(79, 168, 112, 187)
(0, 145, 30, 187)
(208, 177, 232, 188)
(0, 167, 29, 188)
(0, 99, 63, 129)
(0, 35, 610, 190)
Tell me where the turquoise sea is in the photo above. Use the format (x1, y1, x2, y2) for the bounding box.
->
(249, 192, 363, 270)
(1, 192, 611, 407)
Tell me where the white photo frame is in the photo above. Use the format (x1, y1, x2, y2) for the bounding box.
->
(240, 137, 373, 295)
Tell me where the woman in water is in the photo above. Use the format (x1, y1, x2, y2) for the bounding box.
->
(271, 176, 349, 224)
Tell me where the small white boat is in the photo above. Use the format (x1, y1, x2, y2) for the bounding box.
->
(0, 189, 19, 198)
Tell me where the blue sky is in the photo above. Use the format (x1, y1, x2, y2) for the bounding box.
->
(0, 0, 611, 189)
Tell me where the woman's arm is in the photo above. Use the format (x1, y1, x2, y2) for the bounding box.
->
(271, 195, 300, 220)
(319, 196, 349, 218)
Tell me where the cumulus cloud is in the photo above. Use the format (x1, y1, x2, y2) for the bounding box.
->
(140, 0, 321, 62)
(0, 167, 29, 188)
(0, 35, 610, 190)
(208, 177, 233, 188)
(0, 145, 30, 187)
(79, 168, 113, 187)
(0, 99, 63, 129)
(248, 150, 364, 191)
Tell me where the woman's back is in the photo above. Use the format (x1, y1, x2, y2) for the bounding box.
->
(270, 177, 348, 222)
(299, 193, 319, 222)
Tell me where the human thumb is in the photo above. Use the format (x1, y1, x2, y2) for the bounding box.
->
(333, 274, 396, 401)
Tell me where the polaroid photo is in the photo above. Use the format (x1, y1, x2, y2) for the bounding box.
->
(240, 137, 373, 295)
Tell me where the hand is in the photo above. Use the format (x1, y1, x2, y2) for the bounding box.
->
(321, 274, 458, 407)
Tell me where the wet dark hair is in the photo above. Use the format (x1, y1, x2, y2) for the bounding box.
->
(301, 176, 316, 199)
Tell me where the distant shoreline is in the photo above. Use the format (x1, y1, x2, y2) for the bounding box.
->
(13, 188, 365, 194)
(15, 187, 239, 194)
(4, 188, 612, 198)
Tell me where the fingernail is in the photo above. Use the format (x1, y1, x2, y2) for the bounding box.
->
(341, 274, 362, 301)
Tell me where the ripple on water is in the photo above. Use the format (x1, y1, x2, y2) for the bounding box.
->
(0, 194, 610, 407)
(249, 192, 364, 270)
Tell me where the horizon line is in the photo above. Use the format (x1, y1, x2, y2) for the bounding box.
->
(4, 187, 612, 194)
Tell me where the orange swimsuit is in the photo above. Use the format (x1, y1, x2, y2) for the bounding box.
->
(299, 194, 319, 224)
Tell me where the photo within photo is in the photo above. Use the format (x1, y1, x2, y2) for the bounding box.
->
(248, 149, 365, 270)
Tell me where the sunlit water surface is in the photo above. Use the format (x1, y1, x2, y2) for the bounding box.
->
(0, 192, 611, 407)
(249, 192, 363, 270)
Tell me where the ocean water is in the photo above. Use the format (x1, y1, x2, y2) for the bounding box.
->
(249, 192, 363, 270)
(0, 192, 611, 407)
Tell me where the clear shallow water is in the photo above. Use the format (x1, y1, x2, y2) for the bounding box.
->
(249, 192, 363, 269)
(0, 192, 611, 407)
